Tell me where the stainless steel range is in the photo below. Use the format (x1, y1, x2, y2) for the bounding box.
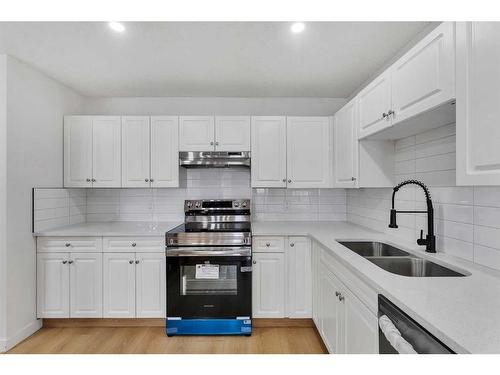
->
(165, 199, 252, 336)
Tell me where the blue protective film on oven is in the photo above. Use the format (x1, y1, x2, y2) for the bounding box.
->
(166, 318, 252, 335)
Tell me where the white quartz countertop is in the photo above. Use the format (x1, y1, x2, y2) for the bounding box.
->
(34, 220, 500, 353)
(253, 221, 500, 354)
(33, 221, 182, 237)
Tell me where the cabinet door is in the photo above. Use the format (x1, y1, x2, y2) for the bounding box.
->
(64, 116, 93, 187)
(286, 117, 331, 188)
(92, 116, 121, 187)
(122, 116, 151, 188)
(456, 22, 500, 185)
(37, 253, 70, 318)
(252, 252, 285, 318)
(179, 116, 215, 151)
(136, 253, 166, 318)
(333, 99, 359, 188)
(251, 116, 287, 188)
(358, 71, 392, 139)
(391, 22, 455, 125)
(69, 253, 102, 318)
(215, 116, 251, 151)
(341, 288, 378, 354)
(103, 253, 136, 318)
(287, 237, 312, 318)
(311, 243, 321, 327)
(151, 116, 180, 187)
(319, 264, 343, 353)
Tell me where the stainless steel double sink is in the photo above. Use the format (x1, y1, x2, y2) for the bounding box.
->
(338, 241, 467, 277)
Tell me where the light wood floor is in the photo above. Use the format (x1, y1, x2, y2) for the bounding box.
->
(7, 326, 327, 354)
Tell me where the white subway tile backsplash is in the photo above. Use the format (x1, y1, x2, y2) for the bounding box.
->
(347, 122, 500, 272)
(33, 188, 86, 232)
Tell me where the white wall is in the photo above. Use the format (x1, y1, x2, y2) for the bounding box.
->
(83, 96, 346, 116)
(1, 55, 85, 351)
(0, 55, 7, 348)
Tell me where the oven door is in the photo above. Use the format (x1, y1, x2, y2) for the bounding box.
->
(166, 247, 252, 318)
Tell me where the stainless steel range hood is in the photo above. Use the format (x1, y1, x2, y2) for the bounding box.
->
(179, 151, 251, 168)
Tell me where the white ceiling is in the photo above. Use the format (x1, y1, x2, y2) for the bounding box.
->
(0, 22, 430, 98)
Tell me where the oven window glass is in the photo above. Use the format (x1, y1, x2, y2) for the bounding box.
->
(180, 264, 238, 295)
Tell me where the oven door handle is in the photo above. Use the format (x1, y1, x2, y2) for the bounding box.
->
(166, 246, 252, 257)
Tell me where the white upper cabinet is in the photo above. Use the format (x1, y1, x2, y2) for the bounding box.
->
(122, 116, 151, 188)
(64, 116, 93, 187)
(150, 116, 180, 187)
(64, 116, 121, 188)
(135, 253, 166, 318)
(286, 117, 332, 188)
(391, 22, 455, 124)
(357, 22, 455, 140)
(358, 70, 392, 139)
(179, 116, 215, 151)
(251, 116, 287, 188)
(334, 98, 359, 188)
(456, 22, 500, 185)
(91, 116, 121, 188)
(215, 116, 251, 151)
(69, 252, 103, 318)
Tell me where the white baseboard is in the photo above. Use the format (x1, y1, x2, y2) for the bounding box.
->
(0, 319, 42, 352)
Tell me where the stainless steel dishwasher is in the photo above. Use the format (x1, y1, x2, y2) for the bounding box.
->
(378, 295, 455, 354)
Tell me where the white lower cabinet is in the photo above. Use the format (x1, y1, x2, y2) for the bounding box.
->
(286, 237, 312, 318)
(69, 253, 103, 318)
(313, 242, 378, 354)
(103, 253, 136, 318)
(135, 253, 166, 318)
(103, 252, 166, 318)
(37, 252, 102, 318)
(252, 252, 285, 318)
(37, 253, 70, 318)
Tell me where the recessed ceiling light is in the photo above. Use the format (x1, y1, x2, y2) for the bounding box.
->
(291, 22, 305, 34)
(108, 22, 125, 33)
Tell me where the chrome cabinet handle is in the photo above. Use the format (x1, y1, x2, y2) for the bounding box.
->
(210, 141, 214, 146)
(68, 260, 73, 264)
(62, 260, 68, 264)
(335, 291, 340, 297)
(282, 178, 286, 182)
(145, 178, 149, 182)
(129, 260, 134, 264)
(351, 177, 357, 181)
(387, 110, 395, 116)
(135, 260, 140, 264)
(382, 113, 388, 118)
(91, 178, 96, 182)
(290, 243, 295, 247)
(252, 260, 256, 264)
(86, 178, 91, 182)
(339, 295, 345, 302)
(65, 243, 71, 247)
(131, 243, 137, 247)
(288, 179, 292, 183)
(265, 243, 270, 247)
(150, 179, 154, 182)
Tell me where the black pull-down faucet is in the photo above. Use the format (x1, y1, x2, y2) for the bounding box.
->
(389, 179, 436, 253)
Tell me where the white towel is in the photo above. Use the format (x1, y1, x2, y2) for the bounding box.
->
(379, 314, 417, 354)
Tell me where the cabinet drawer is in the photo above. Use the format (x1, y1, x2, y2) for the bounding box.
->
(103, 237, 164, 253)
(37, 237, 102, 253)
(253, 236, 285, 253)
